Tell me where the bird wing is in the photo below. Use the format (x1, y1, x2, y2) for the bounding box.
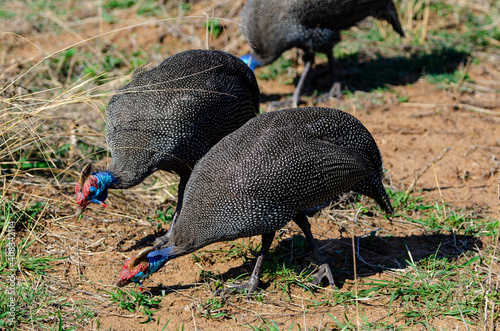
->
(243, 137, 374, 209)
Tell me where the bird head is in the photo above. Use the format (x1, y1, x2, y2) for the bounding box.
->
(115, 246, 176, 290)
(240, 54, 262, 71)
(75, 164, 115, 215)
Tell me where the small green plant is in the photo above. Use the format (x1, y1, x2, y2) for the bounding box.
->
(156, 206, 174, 224)
(0, 276, 95, 329)
(0, 10, 16, 19)
(155, 206, 174, 232)
(0, 200, 47, 231)
(103, 0, 135, 10)
(204, 19, 224, 39)
(397, 95, 409, 102)
(360, 253, 492, 327)
(83, 55, 123, 80)
(426, 69, 472, 90)
(130, 50, 148, 69)
(136, 2, 163, 16)
(260, 245, 313, 299)
(105, 288, 161, 324)
(180, 2, 192, 14)
(205, 239, 257, 262)
(199, 298, 232, 319)
(276, 263, 313, 300)
(258, 56, 294, 84)
(156, 316, 173, 330)
(382, 189, 496, 236)
(0, 237, 63, 278)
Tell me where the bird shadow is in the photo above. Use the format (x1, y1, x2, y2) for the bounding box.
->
(259, 47, 469, 104)
(123, 230, 168, 251)
(147, 283, 198, 296)
(120, 226, 481, 295)
(195, 232, 482, 293)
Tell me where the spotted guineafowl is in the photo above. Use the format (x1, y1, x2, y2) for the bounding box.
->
(115, 107, 393, 294)
(240, 0, 405, 106)
(75, 50, 260, 234)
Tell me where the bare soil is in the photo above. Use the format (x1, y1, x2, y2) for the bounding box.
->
(2, 1, 499, 330)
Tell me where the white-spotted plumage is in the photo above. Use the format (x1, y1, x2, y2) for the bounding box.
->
(163, 107, 393, 255)
(105, 50, 260, 189)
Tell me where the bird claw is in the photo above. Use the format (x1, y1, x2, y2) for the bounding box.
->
(314, 82, 342, 104)
(310, 263, 336, 289)
(328, 82, 342, 100)
(152, 234, 170, 250)
(214, 278, 259, 300)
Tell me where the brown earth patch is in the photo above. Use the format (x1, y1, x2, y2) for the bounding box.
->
(2, 0, 499, 329)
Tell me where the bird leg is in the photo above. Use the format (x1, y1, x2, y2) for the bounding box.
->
(326, 51, 341, 100)
(153, 176, 189, 248)
(166, 176, 188, 237)
(292, 53, 314, 107)
(293, 212, 336, 288)
(215, 232, 275, 298)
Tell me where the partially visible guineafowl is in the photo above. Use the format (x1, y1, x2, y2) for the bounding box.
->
(240, 0, 405, 106)
(115, 107, 393, 294)
(75, 50, 260, 232)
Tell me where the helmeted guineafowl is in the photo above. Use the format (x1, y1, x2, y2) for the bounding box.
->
(115, 107, 393, 294)
(240, 0, 405, 106)
(75, 50, 260, 233)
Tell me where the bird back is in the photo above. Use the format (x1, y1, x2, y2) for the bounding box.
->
(105, 50, 260, 188)
(241, 0, 404, 64)
(169, 107, 391, 253)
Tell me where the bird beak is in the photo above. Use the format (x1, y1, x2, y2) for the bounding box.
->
(75, 205, 84, 217)
(114, 278, 128, 287)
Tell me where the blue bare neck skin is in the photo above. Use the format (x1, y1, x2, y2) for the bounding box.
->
(240, 54, 261, 71)
(93, 171, 117, 187)
(146, 246, 176, 275)
(90, 171, 117, 204)
(131, 246, 177, 284)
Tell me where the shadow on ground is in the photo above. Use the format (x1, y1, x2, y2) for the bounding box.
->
(260, 47, 469, 103)
(141, 232, 482, 295)
(196, 233, 480, 293)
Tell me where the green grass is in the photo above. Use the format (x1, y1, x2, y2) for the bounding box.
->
(300, 250, 498, 329)
(104, 288, 162, 324)
(0, 198, 95, 329)
(154, 206, 174, 232)
(47, 48, 148, 85)
(317, 0, 499, 95)
(1, 0, 499, 329)
(103, 0, 136, 10)
(204, 239, 258, 262)
(0, 10, 16, 19)
(199, 297, 233, 320)
(204, 19, 224, 39)
(384, 189, 498, 236)
(103, 0, 164, 17)
(0, 200, 63, 277)
(0, 278, 95, 330)
(426, 69, 472, 90)
(348, 188, 497, 237)
(257, 56, 295, 85)
(359, 253, 494, 328)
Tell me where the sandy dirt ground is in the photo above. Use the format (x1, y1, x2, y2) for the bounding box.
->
(1, 0, 499, 329)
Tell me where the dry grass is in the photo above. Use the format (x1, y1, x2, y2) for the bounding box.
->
(1, 0, 499, 329)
